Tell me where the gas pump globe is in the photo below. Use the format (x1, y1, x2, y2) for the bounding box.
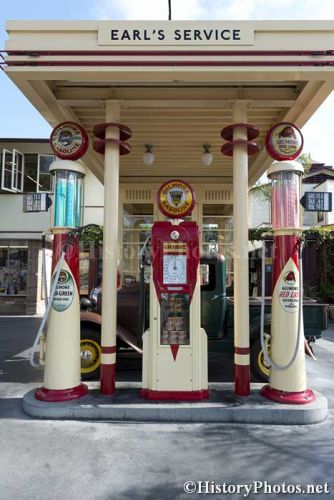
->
(262, 160, 315, 404)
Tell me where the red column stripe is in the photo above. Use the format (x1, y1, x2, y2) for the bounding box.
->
(100, 364, 116, 395)
(235, 347, 250, 355)
(235, 364, 250, 396)
(101, 346, 117, 354)
(52, 232, 80, 290)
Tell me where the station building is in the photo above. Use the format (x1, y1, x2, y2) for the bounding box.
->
(0, 138, 104, 314)
(2, 20, 334, 334)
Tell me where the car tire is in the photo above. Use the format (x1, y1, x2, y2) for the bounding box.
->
(250, 334, 271, 383)
(80, 326, 101, 380)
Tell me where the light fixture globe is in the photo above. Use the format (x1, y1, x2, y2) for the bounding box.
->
(143, 144, 155, 166)
(201, 144, 213, 167)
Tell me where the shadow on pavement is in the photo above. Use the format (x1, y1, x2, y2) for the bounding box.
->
(322, 320, 334, 343)
(0, 317, 238, 384)
(0, 397, 32, 420)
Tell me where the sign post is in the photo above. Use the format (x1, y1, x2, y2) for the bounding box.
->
(300, 192, 332, 212)
(23, 193, 52, 212)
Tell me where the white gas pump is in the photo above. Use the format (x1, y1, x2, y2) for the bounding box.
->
(141, 179, 208, 400)
(33, 122, 89, 402)
(261, 122, 315, 404)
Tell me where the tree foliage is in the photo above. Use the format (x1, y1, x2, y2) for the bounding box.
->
(251, 182, 272, 203)
(297, 153, 313, 174)
(79, 225, 103, 247)
(249, 225, 334, 244)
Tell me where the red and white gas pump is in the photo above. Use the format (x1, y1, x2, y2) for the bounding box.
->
(261, 123, 315, 404)
(141, 179, 208, 400)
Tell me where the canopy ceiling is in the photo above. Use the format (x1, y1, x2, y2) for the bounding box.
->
(4, 20, 334, 185)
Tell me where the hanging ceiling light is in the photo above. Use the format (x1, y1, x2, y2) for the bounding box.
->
(143, 144, 155, 166)
(201, 144, 213, 167)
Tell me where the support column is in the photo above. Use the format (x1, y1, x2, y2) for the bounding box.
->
(100, 100, 121, 395)
(232, 101, 250, 396)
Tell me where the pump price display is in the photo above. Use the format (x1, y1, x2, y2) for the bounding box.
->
(163, 254, 187, 285)
(300, 192, 332, 212)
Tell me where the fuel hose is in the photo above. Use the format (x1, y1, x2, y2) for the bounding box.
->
(260, 238, 304, 371)
(29, 251, 65, 368)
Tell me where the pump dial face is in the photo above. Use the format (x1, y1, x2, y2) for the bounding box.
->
(163, 255, 187, 284)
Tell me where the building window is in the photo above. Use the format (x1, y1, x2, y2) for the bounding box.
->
(23, 154, 39, 192)
(37, 154, 54, 192)
(202, 204, 234, 292)
(1, 150, 54, 194)
(25, 154, 54, 193)
(0, 245, 28, 295)
(1, 149, 24, 193)
(121, 203, 153, 285)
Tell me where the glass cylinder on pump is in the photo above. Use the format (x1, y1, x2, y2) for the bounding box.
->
(270, 166, 302, 230)
(51, 160, 85, 229)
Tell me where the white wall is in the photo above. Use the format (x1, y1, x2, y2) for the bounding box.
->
(82, 169, 104, 226)
(1, 139, 105, 234)
(248, 190, 271, 228)
(0, 169, 104, 238)
(0, 194, 51, 237)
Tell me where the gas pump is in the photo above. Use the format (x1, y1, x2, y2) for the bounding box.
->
(34, 122, 89, 401)
(261, 122, 315, 404)
(141, 179, 208, 400)
(261, 159, 315, 404)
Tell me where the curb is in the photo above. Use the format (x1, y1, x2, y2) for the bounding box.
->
(22, 384, 328, 425)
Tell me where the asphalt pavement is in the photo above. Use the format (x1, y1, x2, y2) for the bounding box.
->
(0, 317, 333, 500)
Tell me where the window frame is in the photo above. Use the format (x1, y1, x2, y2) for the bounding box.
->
(37, 154, 54, 193)
(1, 149, 14, 192)
(12, 149, 24, 193)
(1, 148, 25, 193)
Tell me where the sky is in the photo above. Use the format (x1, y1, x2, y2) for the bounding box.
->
(1, 0, 334, 166)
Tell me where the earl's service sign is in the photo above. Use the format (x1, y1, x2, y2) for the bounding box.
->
(98, 21, 254, 46)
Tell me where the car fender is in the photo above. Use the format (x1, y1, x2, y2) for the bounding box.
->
(80, 312, 142, 354)
(80, 311, 102, 326)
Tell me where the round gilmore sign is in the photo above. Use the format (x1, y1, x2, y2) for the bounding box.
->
(265, 122, 303, 161)
(50, 122, 89, 160)
(157, 179, 195, 218)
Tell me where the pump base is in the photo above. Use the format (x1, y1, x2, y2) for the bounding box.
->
(261, 385, 315, 405)
(35, 383, 88, 402)
(141, 388, 209, 401)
